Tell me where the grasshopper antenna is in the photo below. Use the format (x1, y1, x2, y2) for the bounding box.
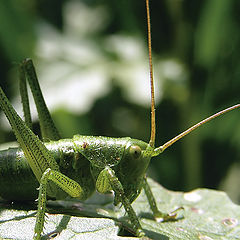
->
(146, 0, 156, 147)
(153, 104, 240, 156)
(145, 0, 239, 153)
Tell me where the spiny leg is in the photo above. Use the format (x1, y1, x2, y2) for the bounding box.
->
(34, 168, 86, 240)
(96, 166, 145, 237)
(0, 87, 63, 238)
(20, 58, 60, 141)
(19, 64, 32, 130)
(0, 87, 60, 182)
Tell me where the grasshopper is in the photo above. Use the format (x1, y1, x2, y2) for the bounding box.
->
(0, 0, 239, 239)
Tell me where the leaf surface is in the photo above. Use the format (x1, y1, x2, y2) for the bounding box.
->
(0, 178, 239, 240)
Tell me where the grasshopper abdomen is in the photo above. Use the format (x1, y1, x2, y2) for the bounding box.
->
(0, 148, 38, 200)
(0, 139, 95, 201)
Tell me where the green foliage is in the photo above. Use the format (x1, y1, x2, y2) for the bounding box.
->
(0, 0, 35, 61)
(0, 178, 240, 239)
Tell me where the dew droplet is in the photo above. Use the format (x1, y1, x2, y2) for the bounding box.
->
(184, 192, 202, 202)
(191, 207, 204, 214)
(176, 227, 186, 232)
(222, 218, 238, 227)
(48, 231, 60, 239)
(198, 233, 213, 240)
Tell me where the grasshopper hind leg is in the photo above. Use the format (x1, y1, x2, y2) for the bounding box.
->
(19, 58, 60, 141)
(34, 168, 88, 240)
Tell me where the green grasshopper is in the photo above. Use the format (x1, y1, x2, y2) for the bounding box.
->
(0, 0, 239, 239)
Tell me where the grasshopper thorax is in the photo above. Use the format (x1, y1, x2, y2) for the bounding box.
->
(72, 135, 154, 203)
(73, 135, 153, 171)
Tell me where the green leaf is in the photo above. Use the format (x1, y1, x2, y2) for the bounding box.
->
(0, 178, 240, 240)
(137, 179, 240, 239)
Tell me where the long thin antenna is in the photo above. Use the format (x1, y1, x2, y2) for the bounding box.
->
(146, 0, 156, 147)
(153, 104, 240, 155)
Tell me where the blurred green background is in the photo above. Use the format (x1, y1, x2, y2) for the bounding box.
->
(0, 0, 239, 202)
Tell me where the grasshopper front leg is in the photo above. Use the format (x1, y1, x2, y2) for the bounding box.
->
(96, 166, 145, 237)
(143, 176, 181, 221)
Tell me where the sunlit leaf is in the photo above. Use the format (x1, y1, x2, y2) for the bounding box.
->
(0, 178, 239, 240)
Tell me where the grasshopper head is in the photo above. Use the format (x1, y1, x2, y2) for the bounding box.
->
(116, 138, 154, 203)
(121, 139, 154, 177)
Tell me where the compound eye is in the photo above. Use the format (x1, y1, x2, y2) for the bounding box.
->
(129, 145, 142, 159)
